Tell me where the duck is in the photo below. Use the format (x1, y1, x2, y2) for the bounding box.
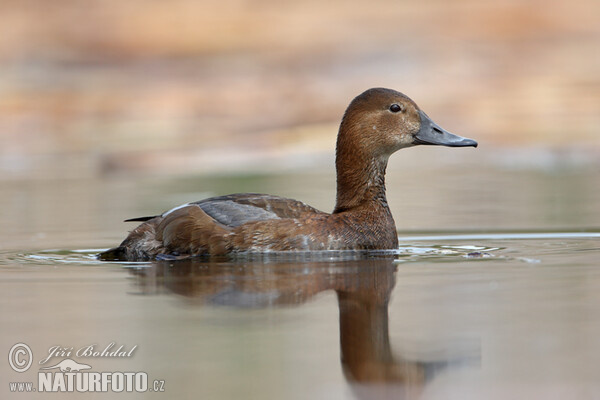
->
(99, 88, 477, 261)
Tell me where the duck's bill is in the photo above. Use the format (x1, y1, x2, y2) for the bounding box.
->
(414, 110, 478, 147)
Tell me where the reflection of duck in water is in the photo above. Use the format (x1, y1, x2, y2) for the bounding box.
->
(131, 256, 467, 398)
(101, 88, 476, 261)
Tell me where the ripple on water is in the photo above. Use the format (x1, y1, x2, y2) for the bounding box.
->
(1, 231, 597, 267)
(3, 245, 501, 267)
(1, 249, 148, 267)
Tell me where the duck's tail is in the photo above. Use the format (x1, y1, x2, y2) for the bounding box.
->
(98, 218, 166, 262)
(97, 246, 128, 261)
(97, 205, 231, 262)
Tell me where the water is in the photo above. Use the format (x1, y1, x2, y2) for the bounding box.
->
(1, 160, 600, 399)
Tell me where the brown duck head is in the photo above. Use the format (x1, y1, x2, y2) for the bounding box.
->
(334, 88, 477, 212)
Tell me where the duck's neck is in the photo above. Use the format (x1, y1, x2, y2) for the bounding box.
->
(333, 142, 390, 214)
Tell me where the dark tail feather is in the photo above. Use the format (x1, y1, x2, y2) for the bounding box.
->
(97, 247, 127, 261)
(124, 216, 157, 222)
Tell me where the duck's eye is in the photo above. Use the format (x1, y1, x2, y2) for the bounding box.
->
(389, 104, 402, 113)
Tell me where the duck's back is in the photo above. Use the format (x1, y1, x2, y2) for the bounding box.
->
(191, 193, 324, 227)
(99, 193, 325, 261)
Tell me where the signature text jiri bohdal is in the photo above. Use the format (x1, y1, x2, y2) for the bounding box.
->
(39, 343, 137, 365)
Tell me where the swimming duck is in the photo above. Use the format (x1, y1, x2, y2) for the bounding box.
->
(99, 88, 477, 261)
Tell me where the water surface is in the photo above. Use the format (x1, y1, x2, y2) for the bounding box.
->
(1, 164, 599, 399)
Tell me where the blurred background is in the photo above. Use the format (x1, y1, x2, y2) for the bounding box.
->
(2, 4, 599, 398)
(1, 0, 599, 249)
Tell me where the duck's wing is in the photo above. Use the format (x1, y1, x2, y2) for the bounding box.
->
(125, 193, 325, 228)
(191, 193, 325, 228)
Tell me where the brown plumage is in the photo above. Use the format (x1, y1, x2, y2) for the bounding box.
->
(99, 88, 477, 261)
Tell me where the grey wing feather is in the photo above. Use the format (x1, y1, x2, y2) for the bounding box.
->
(192, 193, 324, 228)
(197, 200, 281, 227)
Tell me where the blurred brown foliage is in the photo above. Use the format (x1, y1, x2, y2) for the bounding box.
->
(1, 0, 599, 178)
